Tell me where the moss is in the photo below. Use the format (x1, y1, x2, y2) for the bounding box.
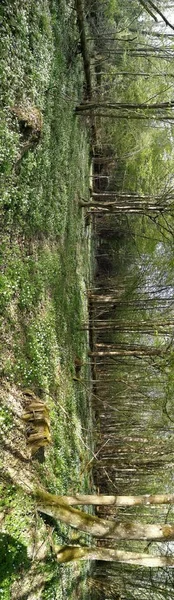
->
(0, 533, 31, 583)
(34, 488, 105, 526)
(56, 545, 87, 563)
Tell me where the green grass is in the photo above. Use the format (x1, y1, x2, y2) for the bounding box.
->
(0, 1, 93, 598)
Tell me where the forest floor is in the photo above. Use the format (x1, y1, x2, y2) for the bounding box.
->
(0, 1, 94, 598)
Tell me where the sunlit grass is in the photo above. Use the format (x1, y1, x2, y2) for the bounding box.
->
(0, 0, 92, 598)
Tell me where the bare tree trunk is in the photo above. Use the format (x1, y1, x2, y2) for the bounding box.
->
(109, 71, 174, 77)
(57, 492, 174, 507)
(89, 347, 163, 357)
(76, 100, 174, 112)
(90, 114, 174, 121)
(55, 544, 174, 566)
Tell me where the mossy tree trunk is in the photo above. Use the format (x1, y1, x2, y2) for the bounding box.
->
(35, 489, 174, 541)
(54, 544, 174, 566)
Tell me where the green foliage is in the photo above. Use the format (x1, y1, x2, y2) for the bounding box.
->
(0, 485, 34, 599)
(0, 0, 93, 598)
(0, 406, 13, 433)
(0, 534, 31, 599)
(96, 0, 174, 199)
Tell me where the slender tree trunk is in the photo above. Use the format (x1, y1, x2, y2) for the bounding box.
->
(76, 100, 174, 112)
(89, 347, 163, 357)
(79, 199, 168, 212)
(90, 114, 174, 121)
(109, 71, 174, 77)
(129, 27, 174, 39)
(55, 544, 174, 566)
(56, 492, 174, 506)
(92, 192, 162, 199)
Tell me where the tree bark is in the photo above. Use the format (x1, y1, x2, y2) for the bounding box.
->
(57, 492, 174, 507)
(89, 347, 163, 357)
(55, 544, 174, 566)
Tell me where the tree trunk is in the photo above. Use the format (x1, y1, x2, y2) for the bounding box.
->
(55, 544, 174, 566)
(89, 347, 163, 357)
(35, 489, 174, 541)
(79, 200, 168, 213)
(76, 100, 174, 112)
(93, 114, 174, 122)
(57, 492, 174, 507)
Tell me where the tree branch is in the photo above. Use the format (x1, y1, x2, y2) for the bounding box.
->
(137, 0, 158, 21)
(147, 0, 174, 31)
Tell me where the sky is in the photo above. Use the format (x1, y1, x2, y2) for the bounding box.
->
(160, 6, 174, 29)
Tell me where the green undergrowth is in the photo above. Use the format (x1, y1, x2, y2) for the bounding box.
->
(0, 0, 93, 598)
